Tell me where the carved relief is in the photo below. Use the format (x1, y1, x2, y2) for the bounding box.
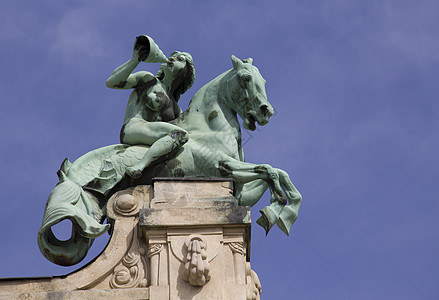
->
(182, 234, 211, 286)
(148, 243, 163, 257)
(113, 193, 139, 216)
(148, 243, 164, 286)
(227, 241, 246, 284)
(246, 262, 262, 300)
(110, 246, 147, 289)
(109, 223, 148, 290)
(229, 242, 245, 255)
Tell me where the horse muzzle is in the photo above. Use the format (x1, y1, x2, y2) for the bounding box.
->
(244, 105, 272, 130)
(247, 103, 273, 128)
(257, 104, 273, 125)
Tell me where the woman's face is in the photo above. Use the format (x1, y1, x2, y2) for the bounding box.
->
(164, 53, 187, 79)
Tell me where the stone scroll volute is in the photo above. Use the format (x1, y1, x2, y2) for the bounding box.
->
(109, 244, 148, 289)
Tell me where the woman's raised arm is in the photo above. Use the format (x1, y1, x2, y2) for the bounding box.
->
(106, 36, 156, 89)
(106, 58, 155, 90)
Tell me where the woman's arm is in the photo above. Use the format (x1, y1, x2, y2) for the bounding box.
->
(106, 58, 155, 89)
(106, 37, 155, 89)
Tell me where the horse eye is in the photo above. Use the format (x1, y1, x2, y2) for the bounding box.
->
(241, 75, 251, 82)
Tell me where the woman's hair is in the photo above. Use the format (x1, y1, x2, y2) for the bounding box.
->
(156, 51, 195, 101)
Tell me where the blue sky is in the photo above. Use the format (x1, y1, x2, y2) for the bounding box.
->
(1, 1, 438, 299)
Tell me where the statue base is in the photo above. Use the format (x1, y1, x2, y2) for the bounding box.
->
(0, 179, 261, 300)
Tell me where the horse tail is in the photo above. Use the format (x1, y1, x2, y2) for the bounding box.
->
(37, 177, 110, 266)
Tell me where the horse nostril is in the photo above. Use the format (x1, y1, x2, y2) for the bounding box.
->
(260, 105, 269, 116)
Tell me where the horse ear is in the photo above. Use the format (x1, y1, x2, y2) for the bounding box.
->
(231, 55, 244, 69)
(57, 170, 67, 183)
(60, 157, 72, 173)
(243, 58, 253, 65)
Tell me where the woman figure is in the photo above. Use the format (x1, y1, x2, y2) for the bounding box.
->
(106, 36, 195, 178)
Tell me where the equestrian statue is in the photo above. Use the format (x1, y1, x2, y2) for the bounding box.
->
(38, 35, 302, 266)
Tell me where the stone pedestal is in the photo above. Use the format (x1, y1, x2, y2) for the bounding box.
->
(0, 179, 261, 300)
(142, 179, 257, 300)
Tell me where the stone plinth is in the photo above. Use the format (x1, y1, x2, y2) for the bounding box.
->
(0, 180, 261, 300)
(141, 179, 258, 300)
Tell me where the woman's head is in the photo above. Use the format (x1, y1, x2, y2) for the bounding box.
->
(156, 51, 195, 101)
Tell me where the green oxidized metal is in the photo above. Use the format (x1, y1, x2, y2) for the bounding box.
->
(38, 35, 302, 266)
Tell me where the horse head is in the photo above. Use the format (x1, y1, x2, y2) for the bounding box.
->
(225, 55, 274, 131)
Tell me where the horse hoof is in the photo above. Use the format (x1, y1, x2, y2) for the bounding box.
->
(276, 218, 290, 236)
(257, 205, 281, 235)
(256, 214, 271, 235)
(277, 206, 298, 236)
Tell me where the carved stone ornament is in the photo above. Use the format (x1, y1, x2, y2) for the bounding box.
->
(246, 262, 262, 300)
(113, 193, 139, 217)
(148, 243, 164, 257)
(182, 234, 211, 286)
(229, 241, 245, 255)
(110, 244, 147, 289)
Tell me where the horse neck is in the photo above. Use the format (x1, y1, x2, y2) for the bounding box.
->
(189, 69, 230, 107)
(181, 69, 237, 128)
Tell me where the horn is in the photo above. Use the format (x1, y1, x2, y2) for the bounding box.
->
(134, 35, 168, 63)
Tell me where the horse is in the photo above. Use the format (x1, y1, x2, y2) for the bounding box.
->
(38, 55, 302, 266)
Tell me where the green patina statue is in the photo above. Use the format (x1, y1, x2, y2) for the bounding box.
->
(106, 36, 195, 179)
(38, 35, 302, 266)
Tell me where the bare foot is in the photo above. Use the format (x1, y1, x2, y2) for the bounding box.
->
(126, 166, 143, 179)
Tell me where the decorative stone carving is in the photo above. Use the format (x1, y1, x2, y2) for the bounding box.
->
(0, 187, 150, 299)
(182, 234, 211, 286)
(228, 241, 246, 284)
(107, 186, 151, 220)
(140, 180, 254, 299)
(229, 241, 245, 255)
(110, 245, 147, 289)
(148, 242, 164, 286)
(2, 181, 262, 299)
(246, 262, 262, 300)
(106, 189, 149, 290)
(113, 193, 139, 216)
(148, 243, 164, 257)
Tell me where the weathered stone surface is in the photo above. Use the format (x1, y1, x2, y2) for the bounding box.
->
(0, 288, 150, 300)
(140, 204, 250, 227)
(1, 180, 261, 300)
(151, 178, 235, 207)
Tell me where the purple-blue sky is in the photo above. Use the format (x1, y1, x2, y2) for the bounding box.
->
(1, 1, 438, 299)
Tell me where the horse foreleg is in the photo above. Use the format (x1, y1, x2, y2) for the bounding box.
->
(271, 168, 302, 235)
(252, 169, 301, 236)
(236, 180, 269, 206)
(219, 160, 285, 202)
(219, 158, 289, 233)
(219, 158, 302, 235)
(236, 179, 285, 234)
